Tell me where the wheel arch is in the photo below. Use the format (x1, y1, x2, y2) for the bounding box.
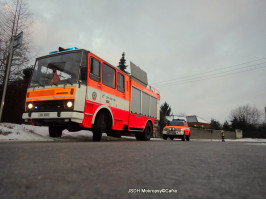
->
(144, 119, 154, 130)
(92, 105, 114, 127)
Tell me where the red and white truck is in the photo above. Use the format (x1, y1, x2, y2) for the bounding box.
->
(162, 119, 190, 141)
(22, 47, 160, 141)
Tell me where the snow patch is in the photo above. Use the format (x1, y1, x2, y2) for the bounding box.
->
(0, 123, 95, 142)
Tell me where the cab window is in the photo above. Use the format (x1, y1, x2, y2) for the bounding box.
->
(103, 63, 115, 88)
(169, 121, 184, 126)
(89, 57, 101, 82)
(117, 72, 125, 93)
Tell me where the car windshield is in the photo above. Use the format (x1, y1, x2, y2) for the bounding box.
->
(30, 52, 82, 87)
(169, 121, 184, 126)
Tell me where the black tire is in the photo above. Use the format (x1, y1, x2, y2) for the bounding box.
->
(170, 136, 174, 140)
(135, 122, 153, 141)
(182, 134, 186, 141)
(92, 113, 106, 141)
(186, 134, 190, 141)
(143, 122, 152, 141)
(162, 135, 168, 140)
(49, 125, 63, 138)
(135, 133, 143, 140)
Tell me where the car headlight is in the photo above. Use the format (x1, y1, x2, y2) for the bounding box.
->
(66, 101, 73, 108)
(28, 103, 33, 109)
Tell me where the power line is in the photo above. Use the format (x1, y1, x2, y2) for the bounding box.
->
(151, 57, 266, 86)
(156, 64, 266, 88)
(155, 61, 266, 87)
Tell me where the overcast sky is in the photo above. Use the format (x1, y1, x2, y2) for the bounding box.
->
(25, 0, 266, 123)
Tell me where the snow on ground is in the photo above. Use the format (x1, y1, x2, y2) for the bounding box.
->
(191, 138, 266, 143)
(0, 123, 95, 142)
(0, 123, 135, 142)
(0, 123, 266, 144)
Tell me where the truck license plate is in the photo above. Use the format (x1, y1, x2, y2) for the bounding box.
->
(38, 113, 50, 117)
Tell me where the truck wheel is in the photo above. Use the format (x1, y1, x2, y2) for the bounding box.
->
(186, 134, 190, 141)
(170, 136, 174, 140)
(135, 122, 152, 141)
(143, 122, 152, 141)
(92, 113, 105, 141)
(49, 125, 63, 138)
(162, 135, 168, 140)
(182, 134, 186, 141)
(135, 133, 143, 140)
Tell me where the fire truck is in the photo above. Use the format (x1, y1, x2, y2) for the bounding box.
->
(22, 47, 160, 141)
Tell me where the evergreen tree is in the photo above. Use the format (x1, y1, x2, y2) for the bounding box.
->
(223, 120, 231, 131)
(22, 66, 33, 80)
(210, 118, 221, 130)
(118, 52, 127, 72)
(159, 102, 172, 135)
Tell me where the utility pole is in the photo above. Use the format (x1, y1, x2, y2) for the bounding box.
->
(0, 31, 23, 122)
(0, 37, 14, 122)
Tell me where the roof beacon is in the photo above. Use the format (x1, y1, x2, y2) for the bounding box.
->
(49, 47, 78, 54)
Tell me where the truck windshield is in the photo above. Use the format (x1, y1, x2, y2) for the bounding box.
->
(169, 121, 184, 126)
(30, 52, 82, 87)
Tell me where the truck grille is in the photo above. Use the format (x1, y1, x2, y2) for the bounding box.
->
(26, 100, 74, 112)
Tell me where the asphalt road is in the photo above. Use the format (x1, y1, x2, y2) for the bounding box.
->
(0, 139, 265, 198)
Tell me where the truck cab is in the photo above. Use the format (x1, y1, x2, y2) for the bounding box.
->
(162, 119, 190, 141)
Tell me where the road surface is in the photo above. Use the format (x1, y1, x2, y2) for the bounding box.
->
(0, 139, 265, 198)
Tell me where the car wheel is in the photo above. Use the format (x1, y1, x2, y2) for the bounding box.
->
(186, 134, 190, 141)
(182, 134, 186, 141)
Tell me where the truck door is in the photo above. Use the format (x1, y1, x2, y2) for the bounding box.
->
(73, 51, 88, 113)
(86, 55, 102, 104)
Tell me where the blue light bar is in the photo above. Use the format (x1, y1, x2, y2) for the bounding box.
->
(65, 47, 78, 51)
(49, 47, 78, 54)
(49, 50, 59, 54)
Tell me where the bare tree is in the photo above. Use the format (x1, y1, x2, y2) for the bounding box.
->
(176, 112, 186, 117)
(229, 104, 262, 126)
(0, 0, 33, 83)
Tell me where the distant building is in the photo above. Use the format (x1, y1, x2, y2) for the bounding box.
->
(186, 115, 210, 129)
(166, 115, 210, 129)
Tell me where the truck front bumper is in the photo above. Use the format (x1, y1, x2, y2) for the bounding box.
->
(162, 130, 184, 136)
(22, 111, 84, 124)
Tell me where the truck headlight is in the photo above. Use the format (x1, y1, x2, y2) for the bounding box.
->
(28, 103, 33, 109)
(66, 101, 73, 108)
